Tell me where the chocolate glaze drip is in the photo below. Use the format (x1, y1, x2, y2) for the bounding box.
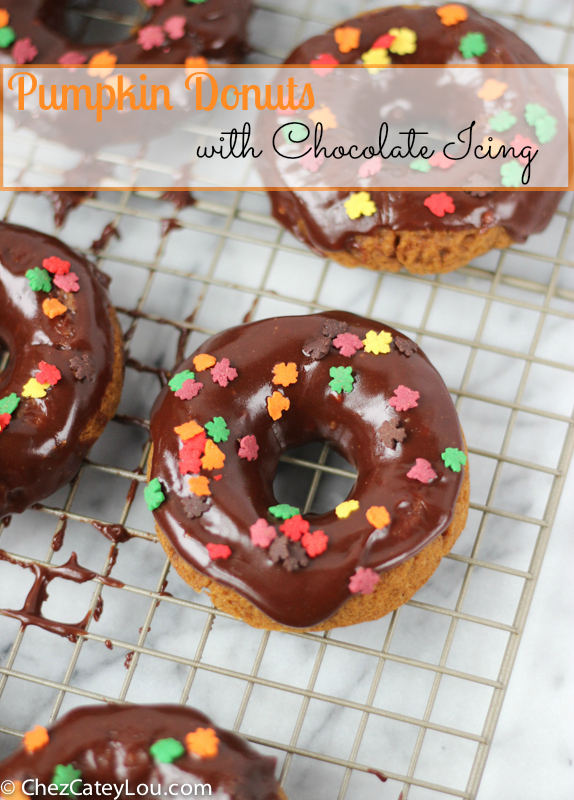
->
(0, 222, 118, 518)
(90, 520, 133, 544)
(268, 4, 563, 252)
(44, 191, 95, 228)
(51, 516, 67, 552)
(149, 311, 465, 628)
(91, 223, 120, 256)
(0, 549, 123, 643)
(0, 704, 282, 800)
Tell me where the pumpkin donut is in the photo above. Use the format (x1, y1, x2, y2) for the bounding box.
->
(0, 222, 124, 519)
(0, 703, 287, 800)
(147, 311, 469, 631)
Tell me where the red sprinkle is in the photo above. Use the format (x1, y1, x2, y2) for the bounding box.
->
(423, 192, 455, 217)
(179, 448, 202, 476)
(238, 435, 259, 461)
(213, 475, 223, 481)
(0, 413, 11, 433)
(206, 543, 231, 560)
(373, 33, 396, 49)
(279, 514, 309, 542)
(185, 432, 207, 453)
(310, 53, 339, 76)
(43, 256, 71, 275)
(302, 529, 328, 557)
(36, 362, 61, 386)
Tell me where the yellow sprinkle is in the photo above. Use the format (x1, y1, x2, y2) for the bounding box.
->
(361, 47, 391, 75)
(22, 378, 49, 399)
(344, 192, 377, 220)
(388, 27, 417, 56)
(363, 330, 393, 355)
(336, 500, 360, 519)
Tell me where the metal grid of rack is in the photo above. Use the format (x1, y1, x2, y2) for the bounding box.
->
(1, 1, 574, 798)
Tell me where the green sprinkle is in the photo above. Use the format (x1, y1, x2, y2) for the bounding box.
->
(145, 478, 165, 511)
(150, 737, 185, 763)
(205, 416, 229, 443)
(0, 27, 16, 49)
(269, 504, 300, 520)
(533, 114, 557, 144)
(169, 370, 195, 392)
(500, 160, 524, 187)
(459, 32, 487, 59)
(281, 122, 308, 144)
(524, 103, 548, 126)
(488, 110, 516, 133)
(51, 765, 82, 795)
(410, 158, 432, 173)
(441, 447, 468, 472)
(0, 393, 20, 415)
(26, 267, 52, 293)
(329, 366, 354, 394)
(187, 0, 208, 4)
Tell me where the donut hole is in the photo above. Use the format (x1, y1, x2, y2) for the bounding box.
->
(275, 441, 357, 516)
(38, 0, 151, 47)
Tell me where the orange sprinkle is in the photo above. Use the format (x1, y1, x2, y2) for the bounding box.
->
(174, 420, 204, 441)
(185, 56, 209, 79)
(481, 135, 504, 155)
(366, 506, 391, 529)
(87, 50, 117, 78)
(308, 106, 337, 130)
(193, 354, 217, 372)
(436, 4, 468, 26)
(201, 439, 225, 471)
(42, 298, 67, 318)
(189, 476, 211, 496)
(267, 391, 290, 421)
(0, 9, 10, 27)
(22, 725, 49, 753)
(334, 26, 361, 53)
(2, 781, 27, 800)
(185, 727, 220, 759)
(272, 362, 298, 387)
(477, 79, 508, 101)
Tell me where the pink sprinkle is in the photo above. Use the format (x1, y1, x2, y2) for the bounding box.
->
(429, 151, 453, 169)
(510, 133, 536, 166)
(58, 52, 88, 66)
(349, 567, 380, 595)
(238, 435, 259, 461)
(164, 15, 186, 40)
(43, 256, 70, 275)
(207, 543, 231, 560)
(300, 150, 325, 173)
(302, 529, 328, 558)
(36, 362, 61, 386)
(373, 33, 396, 49)
(12, 38, 38, 65)
(388, 385, 420, 412)
(250, 518, 277, 548)
(358, 157, 382, 178)
(54, 272, 80, 293)
(144, 0, 165, 5)
(332, 332, 364, 357)
(407, 458, 437, 484)
(211, 358, 238, 388)
(137, 25, 165, 51)
(175, 379, 203, 400)
(310, 53, 339, 76)
(0, 413, 11, 433)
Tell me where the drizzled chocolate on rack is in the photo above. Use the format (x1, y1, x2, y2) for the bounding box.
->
(267, 4, 564, 272)
(148, 311, 468, 629)
(0, 704, 286, 800)
(0, 222, 123, 518)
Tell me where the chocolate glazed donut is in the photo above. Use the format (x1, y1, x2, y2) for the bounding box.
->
(0, 222, 124, 519)
(0, 704, 287, 800)
(268, 4, 564, 274)
(0, 0, 252, 65)
(148, 311, 469, 631)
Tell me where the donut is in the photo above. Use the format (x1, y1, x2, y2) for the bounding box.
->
(0, 0, 252, 66)
(147, 311, 469, 631)
(268, 4, 564, 274)
(0, 222, 124, 519)
(0, 703, 287, 800)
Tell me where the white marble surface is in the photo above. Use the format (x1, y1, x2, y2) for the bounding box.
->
(1, 1, 574, 799)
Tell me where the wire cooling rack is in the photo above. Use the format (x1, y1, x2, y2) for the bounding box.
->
(1, 1, 574, 799)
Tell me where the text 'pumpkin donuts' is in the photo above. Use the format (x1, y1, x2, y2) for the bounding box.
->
(148, 312, 469, 631)
(0, 222, 124, 519)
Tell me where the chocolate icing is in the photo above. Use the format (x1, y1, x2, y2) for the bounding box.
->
(0, 704, 282, 800)
(149, 311, 465, 629)
(0, 222, 119, 517)
(268, 4, 563, 252)
(1, 0, 252, 65)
